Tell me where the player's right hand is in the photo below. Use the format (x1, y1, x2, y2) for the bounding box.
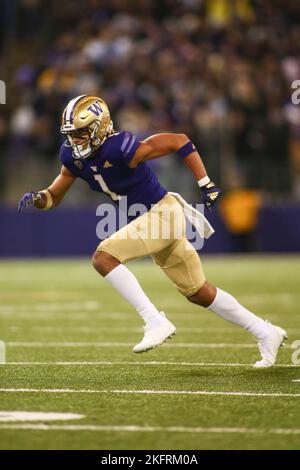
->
(18, 192, 39, 213)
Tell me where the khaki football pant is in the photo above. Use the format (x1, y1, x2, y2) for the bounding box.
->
(97, 194, 205, 296)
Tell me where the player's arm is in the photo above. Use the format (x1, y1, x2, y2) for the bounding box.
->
(18, 165, 76, 212)
(129, 132, 222, 210)
(129, 132, 207, 177)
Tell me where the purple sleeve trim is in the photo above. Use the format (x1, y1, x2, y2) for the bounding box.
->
(120, 132, 131, 152)
(121, 132, 140, 164)
(124, 136, 136, 156)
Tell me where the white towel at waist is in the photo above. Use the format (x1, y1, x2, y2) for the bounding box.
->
(168, 191, 215, 239)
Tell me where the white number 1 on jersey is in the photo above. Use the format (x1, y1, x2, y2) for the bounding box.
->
(94, 174, 121, 201)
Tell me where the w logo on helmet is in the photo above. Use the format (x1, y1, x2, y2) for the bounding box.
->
(87, 102, 103, 117)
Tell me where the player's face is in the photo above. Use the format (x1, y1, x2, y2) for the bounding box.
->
(69, 129, 90, 148)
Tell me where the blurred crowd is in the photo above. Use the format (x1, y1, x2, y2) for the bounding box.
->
(1, 0, 300, 205)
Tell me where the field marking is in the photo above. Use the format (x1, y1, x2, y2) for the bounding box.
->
(238, 293, 295, 305)
(2, 361, 299, 368)
(0, 424, 300, 434)
(1, 309, 296, 325)
(5, 341, 294, 349)
(0, 313, 127, 321)
(5, 326, 251, 333)
(0, 301, 101, 312)
(0, 388, 299, 397)
(292, 379, 300, 382)
(0, 311, 215, 320)
(0, 293, 88, 302)
(5, 326, 300, 337)
(0, 291, 295, 308)
(0, 411, 83, 422)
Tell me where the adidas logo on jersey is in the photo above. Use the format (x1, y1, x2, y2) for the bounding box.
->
(103, 161, 113, 168)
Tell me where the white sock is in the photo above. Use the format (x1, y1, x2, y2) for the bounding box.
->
(104, 264, 164, 326)
(208, 288, 271, 341)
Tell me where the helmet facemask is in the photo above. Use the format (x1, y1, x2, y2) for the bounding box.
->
(63, 123, 100, 159)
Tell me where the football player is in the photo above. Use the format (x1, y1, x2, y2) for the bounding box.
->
(18, 95, 287, 367)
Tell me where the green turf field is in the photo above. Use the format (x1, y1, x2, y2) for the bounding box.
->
(0, 256, 300, 450)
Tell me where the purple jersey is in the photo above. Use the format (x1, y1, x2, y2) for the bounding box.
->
(60, 131, 167, 216)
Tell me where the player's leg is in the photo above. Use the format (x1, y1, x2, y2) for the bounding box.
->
(188, 282, 271, 336)
(92, 250, 170, 329)
(153, 239, 287, 367)
(188, 283, 287, 368)
(92, 195, 180, 352)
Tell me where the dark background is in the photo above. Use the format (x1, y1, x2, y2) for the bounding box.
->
(1, 0, 300, 255)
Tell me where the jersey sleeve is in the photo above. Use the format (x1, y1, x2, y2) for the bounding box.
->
(119, 131, 141, 164)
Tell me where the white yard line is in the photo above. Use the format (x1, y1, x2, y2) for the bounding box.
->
(2, 361, 298, 368)
(5, 326, 249, 333)
(0, 411, 83, 422)
(5, 341, 294, 349)
(0, 292, 294, 311)
(0, 388, 299, 397)
(0, 302, 101, 312)
(238, 293, 295, 304)
(0, 424, 299, 434)
(0, 291, 88, 299)
(0, 312, 127, 320)
(5, 325, 300, 335)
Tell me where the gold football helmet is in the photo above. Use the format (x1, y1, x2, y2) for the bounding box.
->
(60, 95, 114, 158)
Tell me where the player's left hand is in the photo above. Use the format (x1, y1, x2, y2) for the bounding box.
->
(201, 181, 222, 211)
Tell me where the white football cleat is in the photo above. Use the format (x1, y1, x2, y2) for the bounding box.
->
(253, 323, 288, 368)
(133, 312, 176, 354)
